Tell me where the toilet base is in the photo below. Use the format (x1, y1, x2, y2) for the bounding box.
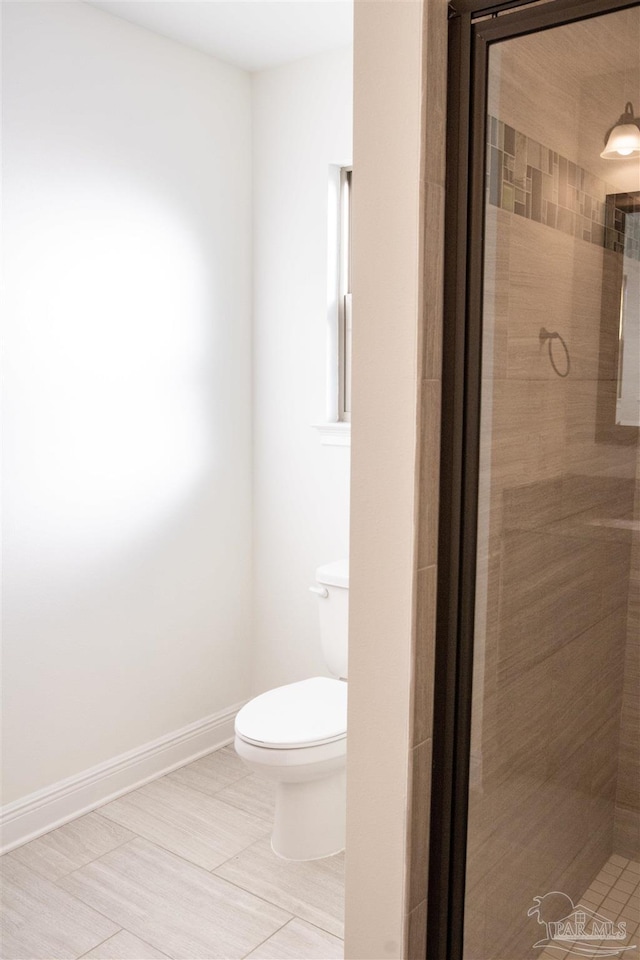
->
(271, 768, 346, 861)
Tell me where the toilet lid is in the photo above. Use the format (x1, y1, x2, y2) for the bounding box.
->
(235, 677, 347, 749)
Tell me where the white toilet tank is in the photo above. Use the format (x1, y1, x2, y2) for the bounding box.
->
(314, 559, 349, 679)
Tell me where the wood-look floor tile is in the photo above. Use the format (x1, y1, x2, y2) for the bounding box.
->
(0, 857, 119, 960)
(215, 837, 344, 938)
(215, 775, 276, 822)
(99, 776, 270, 870)
(80, 930, 169, 959)
(59, 838, 292, 960)
(5, 813, 135, 882)
(244, 918, 343, 959)
(166, 745, 247, 797)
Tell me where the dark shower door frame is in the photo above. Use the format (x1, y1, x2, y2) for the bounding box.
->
(426, 0, 640, 957)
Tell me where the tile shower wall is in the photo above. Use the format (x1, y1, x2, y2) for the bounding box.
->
(615, 480, 640, 859)
(465, 11, 640, 959)
(404, 0, 448, 956)
(466, 209, 636, 960)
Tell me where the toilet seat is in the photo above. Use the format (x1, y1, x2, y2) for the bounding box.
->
(235, 676, 347, 749)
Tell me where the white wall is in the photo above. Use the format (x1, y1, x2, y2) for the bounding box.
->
(345, 1, 426, 956)
(2, 1, 253, 804)
(251, 48, 353, 695)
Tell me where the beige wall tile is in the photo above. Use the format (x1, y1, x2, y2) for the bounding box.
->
(569, 245, 621, 383)
(490, 381, 565, 491)
(615, 807, 640, 861)
(407, 738, 432, 914)
(421, 0, 447, 188)
(405, 899, 427, 960)
(564, 379, 638, 478)
(413, 566, 436, 746)
(507, 217, 576, 340)
(506, 336, 559, 382)
(482, 207, 511, 382)
(418, 380, 442, 569)
(422, 183, 445, 381)
(488, 36, 580, 160)
(616, 533, 640, 859)
(496, 532, 626, 682)
(396, 0, 447, 952)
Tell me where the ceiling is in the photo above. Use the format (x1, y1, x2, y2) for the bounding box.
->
(85, 0, 353, 72)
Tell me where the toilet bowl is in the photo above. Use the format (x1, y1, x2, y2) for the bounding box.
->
(235, 676, 347, 861)
(234, 560, 349, 861)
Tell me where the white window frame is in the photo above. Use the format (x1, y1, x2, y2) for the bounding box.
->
(338, 166, 352, 423)
(314, 164, 352, 446)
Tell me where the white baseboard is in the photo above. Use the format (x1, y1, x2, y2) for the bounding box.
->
(0, 701, 245, 854)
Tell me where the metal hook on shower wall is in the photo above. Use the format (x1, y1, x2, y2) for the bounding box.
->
(539, 327, 571, 378)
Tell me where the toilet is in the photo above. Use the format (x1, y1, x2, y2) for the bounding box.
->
(234, 559, 348, 861)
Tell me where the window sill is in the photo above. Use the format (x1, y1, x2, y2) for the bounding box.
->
(312, 422, 351, 447)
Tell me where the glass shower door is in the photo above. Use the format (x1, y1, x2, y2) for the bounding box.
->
(461, 5, 640, 958)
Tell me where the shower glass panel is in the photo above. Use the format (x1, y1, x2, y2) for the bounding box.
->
(464, 8, 640, 958)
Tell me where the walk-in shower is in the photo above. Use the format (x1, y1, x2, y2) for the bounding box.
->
(429, 1, 640, 957)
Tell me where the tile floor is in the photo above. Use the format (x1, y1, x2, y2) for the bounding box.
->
(3, 745, 637, 960)
(0, 746, 344, 960)
(538, 854, 640, 960)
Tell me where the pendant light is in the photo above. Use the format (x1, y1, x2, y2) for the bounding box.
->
(600, 102, 640, 160)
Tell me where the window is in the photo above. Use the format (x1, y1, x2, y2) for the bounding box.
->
(314, 164, 352, 445)
(338, 167, 352, 422)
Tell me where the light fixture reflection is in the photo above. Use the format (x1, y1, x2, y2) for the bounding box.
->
(601, 102, 640, 160)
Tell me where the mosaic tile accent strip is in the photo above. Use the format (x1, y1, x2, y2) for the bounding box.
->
(486, 116, 640, 260)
